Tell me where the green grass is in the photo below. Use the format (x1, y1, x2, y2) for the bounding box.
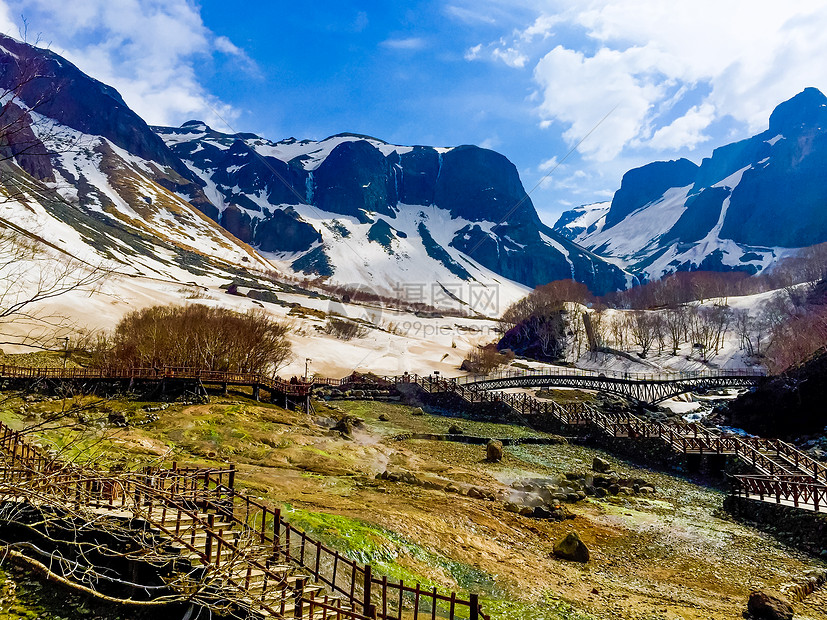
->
(281, 505, 498, 593)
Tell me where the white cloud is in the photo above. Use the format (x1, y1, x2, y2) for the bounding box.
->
(491, 46, 528, 68)
(477, 1, 827, 159)
(445, 5, 496, 24)
(534, 45, 669, 161)
(520, 14, 560, 42)
(479, 136, 500, 149)
(3, 0, 249, 127)
(538, 156, 558, 171)
(648, 103, 716, 151)
(464, 43, 483, 61)
(380, 37, 427, 51)
(0, 2, 17, 36)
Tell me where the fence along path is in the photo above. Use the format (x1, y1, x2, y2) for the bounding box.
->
(392, 374, 827, 513)
(0, 420, 488, 620)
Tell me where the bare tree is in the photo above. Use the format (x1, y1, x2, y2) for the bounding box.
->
(663, 306, 687, 355)
(99, 305, 292, 375)
(627, 310, 659, 358)
(0, 228, 108, 350)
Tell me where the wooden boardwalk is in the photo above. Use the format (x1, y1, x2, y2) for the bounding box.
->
(392, 373, 827, 513)
(0, 419, 488, 620)
(0, 364, 314, 410)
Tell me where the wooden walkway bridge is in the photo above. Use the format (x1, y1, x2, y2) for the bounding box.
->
(387, 374, 827, 513)
(0, 418, 488, 620)
(454, 367, 764, 404)
(0, 364, 314, 411)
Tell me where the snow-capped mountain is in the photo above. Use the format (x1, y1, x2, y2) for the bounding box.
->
(0, 34, 272, 282)
(0, 33, 631, 316)
(554, 88, 827, 280)
(153, 122, 631, 301)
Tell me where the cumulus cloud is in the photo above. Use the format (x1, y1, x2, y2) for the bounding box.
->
(470, 0, 827, 159)
(2, 0, 252, 128)
(648, 103, 716, 151)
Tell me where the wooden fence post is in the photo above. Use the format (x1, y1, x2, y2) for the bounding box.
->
(363, 564, 373, 616)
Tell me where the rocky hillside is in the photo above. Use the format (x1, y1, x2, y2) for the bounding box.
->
(0, 33, 270, 282)
(725, 349, 827, 440)
(155, 123, 631, 301)
(554, 88, 827, 281)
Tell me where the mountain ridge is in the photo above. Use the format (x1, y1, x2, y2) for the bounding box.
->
(554, 87, 827, 281)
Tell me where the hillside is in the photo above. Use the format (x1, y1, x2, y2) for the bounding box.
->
(725, 349, 827, 439)
(1, 388, 825, 620)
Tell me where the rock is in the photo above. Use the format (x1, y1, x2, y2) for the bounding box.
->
(504, 502, 521, 514)
(594, 487, 608, 498)
(552, 532, 590, 563)
(747, 590, 794, 620)
(411, 407, 425, 416)
(519, 505, 534, 517)
(448, 424, 464, 435)
(533, 505, 553, 519)
(486, 439, 504, 462)
(592, 457, 612, 473)
(467, 487, 484, 499)
(445, 484, 460, 494)
(378, 413, 390, 421)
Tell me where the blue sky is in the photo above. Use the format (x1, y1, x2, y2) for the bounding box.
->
(3, 1, 827, 224)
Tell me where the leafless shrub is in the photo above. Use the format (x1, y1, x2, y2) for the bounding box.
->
(461, 342, 513, 374)
(95, 304, 292, 374)
(324, 317, 368, 341)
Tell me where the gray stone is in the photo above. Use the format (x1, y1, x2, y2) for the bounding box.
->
(592, 456, 612, 473)
(552, 532, 590, 563)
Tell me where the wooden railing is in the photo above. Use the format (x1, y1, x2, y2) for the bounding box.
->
(203, 478, 488, 620)
(0, 416, 487, 620)
(0, 364, 314, 397)
(395, 373, 827, 511)
(732, 475, 827, 511)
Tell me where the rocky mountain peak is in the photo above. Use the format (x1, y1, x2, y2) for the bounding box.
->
(768, 87, 827, 135)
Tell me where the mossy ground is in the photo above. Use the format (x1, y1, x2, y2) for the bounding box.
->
(1, 384, 826, 620)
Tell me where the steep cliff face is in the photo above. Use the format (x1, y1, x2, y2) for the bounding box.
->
(313, 139, 398, 221)
(554, 88, 827, 281)
(157, 124, 631, 297)
(726, 349, 827, 439)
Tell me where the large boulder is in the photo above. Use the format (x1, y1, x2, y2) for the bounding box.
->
(747, 590, 794, 620)
(486, 439, 503, 462)
(592, 456, 612, 473)
(552, 532, 590, 563)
